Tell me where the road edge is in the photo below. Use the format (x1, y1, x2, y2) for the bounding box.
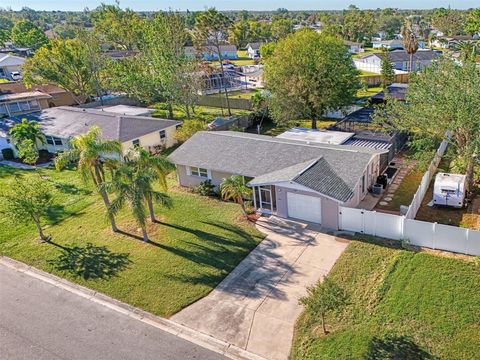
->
(0, 256, 267, 360)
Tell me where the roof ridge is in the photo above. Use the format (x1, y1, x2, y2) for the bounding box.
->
(202, 131, 376, 155)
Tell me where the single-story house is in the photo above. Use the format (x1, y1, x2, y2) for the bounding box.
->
(354, 49, 440, 73)
(168, 131, 387, 229)
(344, 40, 364, 54)
(0, 83, 77, 117)
(0, 55, 25, 80)
(185, 45, 238, 61)
(371, 83, 408, 103)
(246, 43, 262, 58)
(372, 39, 404, 50)
(430, 35, 478, 49)
(2, 106, 180, 156)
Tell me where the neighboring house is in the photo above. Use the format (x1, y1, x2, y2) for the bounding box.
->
(184, 45, 238, 61)
(240, 65, 264, 88)
(372, 39, 404, 50)
(246, 43, 262, 58)
(0, 83, 77, 117)
(0, 55, 25, 80)
(354, 49, 440, 73)
(344, 40, 364, 54)
(2, 106, 180, 156)
(430, 35, 478, 49)
(168, 131, 386, 229)
(371, 83, 408, 103)
(95, 105, 155, 117)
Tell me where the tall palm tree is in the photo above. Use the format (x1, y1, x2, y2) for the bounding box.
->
(55, 126, 122, 232)
(220, 175, 252, 219)
(454, 40, 478, 63)
(401, 22, 419, 72)
(9, 118, 45, 150)
(124, 147, 175, 222)
(103, 164, 172, 242)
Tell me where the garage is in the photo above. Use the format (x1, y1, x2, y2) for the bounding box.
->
(287, 192, 322, 224)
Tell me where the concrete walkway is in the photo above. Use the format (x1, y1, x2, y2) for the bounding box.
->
(0, 160, 53, 169)
(172, 216, 348, 360)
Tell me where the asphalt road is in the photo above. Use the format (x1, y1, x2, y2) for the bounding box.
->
(0, 263, 226, 360)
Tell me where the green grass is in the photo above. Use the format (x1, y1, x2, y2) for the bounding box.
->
(0, 165, 264, 317)
(357, 86, 382, 98)
(292, 239, 480, 360)
(153, 105, 251, 123)
(212, 50, 255, 66)
(376, 168, 423, 212)
(360, 70, 381, 77)
(210, 89, 258, 100)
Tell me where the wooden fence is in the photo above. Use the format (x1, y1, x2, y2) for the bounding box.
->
(196, 95, 252, 110)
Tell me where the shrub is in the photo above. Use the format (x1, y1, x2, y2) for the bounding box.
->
(194, 180, 217, 196)
(1, 148, 14, 160)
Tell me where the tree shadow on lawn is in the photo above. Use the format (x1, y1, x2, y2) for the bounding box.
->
(45, 204, 86, 225)
(148, 221, 295, 301)
(366, 335, 437, 360)
(48, 242, 131, 280)
(52, 181, 92, 196)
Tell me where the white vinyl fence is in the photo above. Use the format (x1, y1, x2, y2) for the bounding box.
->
(405, 137, 449, 219)
(338, 134, 480, 256)
(339, 207, 480, 256)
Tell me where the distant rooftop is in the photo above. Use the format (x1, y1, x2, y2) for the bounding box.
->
(276, 128, 354, 145)
(97, 105, 155, 117)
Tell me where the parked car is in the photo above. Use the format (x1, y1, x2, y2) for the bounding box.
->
(10, 71, 22, 81)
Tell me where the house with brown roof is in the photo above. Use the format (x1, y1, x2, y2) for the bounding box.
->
(0, 82, 76, 118)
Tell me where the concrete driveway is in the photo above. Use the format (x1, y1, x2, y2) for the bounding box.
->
(172, 216, 348, 360)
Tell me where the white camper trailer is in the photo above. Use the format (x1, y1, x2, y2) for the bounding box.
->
(433, 173, 466, 208)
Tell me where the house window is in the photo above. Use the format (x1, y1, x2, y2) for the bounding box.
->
(190, 166, 209, 178)
(28, 100, 40, 110)
(7, 102, 20, 113)
(159, 130, 166, 139)
(0, 103, 7, 115)
(46, 135, 63, 146)
(132, 139, 140, 147)
(361, 174, 366, 194)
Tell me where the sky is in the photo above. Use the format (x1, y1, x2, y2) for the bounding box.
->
(1, 1, 478, 11)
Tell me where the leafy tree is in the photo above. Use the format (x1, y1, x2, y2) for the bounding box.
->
(228, 20, 250, 47)
(194, 8, 233, 116)
(300, 277, 348, 335)
(22, 39, 103, 104)
(401, 20, 419, 72)
(380, 48, 395, 87)
(259, 42, 276, 63)
(270, 18, 293, 41)
(174, 120, 205, 142)
(342, 7, 376, 43)
(16, 139, 39, 165)
(55, 127, 122, 232)
(465, 8, 480, 35)
(11, 20, 48, 50)
(373, 59, 480, 191)
(431, 8, 464, 36)
(0, 175, 54, 242)
(90, 3, 144, 50)
(264, 29, 360, 129)
(124, 147, 175, 222)
(9, 118, 45, 150)
(103, 164, 172, 242)
(220, 175, 252, 219)
(110, 12, 198, 118)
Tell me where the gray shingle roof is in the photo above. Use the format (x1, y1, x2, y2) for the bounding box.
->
(248, 159, 317, 186)
(13, 107, 179, 142)
(169, 131, 385, 202)
(386, 49, 439, 62)
(294, 158, 354, 202)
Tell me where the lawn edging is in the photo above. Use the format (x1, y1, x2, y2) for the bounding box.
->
(0, 256, 267, 360)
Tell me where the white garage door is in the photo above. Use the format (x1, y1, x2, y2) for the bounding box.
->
(287, 192, 322, 224)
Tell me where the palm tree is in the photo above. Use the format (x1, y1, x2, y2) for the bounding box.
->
(454, 40, 478, 63)
(55, 126, 122, 232)
(9, 118, 45, 150)
(124, 147, 175, 222)
(220, 175, 252, 219)
(401, 21, 419, 72)
(103, 164, 172, 242)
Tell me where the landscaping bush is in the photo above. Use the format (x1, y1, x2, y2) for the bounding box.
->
(194, 180, 217, 196)
(1, 148, 14, 160)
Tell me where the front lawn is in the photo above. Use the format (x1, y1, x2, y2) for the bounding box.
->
(292, 239, 480, 359)
(0, 165, 264, 317)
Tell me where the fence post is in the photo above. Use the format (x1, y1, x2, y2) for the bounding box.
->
(432, 222, 437, 249)
(373, 210, 377, 236)
(361, 210, 365, 233)
(401, 216, 405, 240)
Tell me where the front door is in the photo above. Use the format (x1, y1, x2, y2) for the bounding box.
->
(260, 186, 273, 213)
